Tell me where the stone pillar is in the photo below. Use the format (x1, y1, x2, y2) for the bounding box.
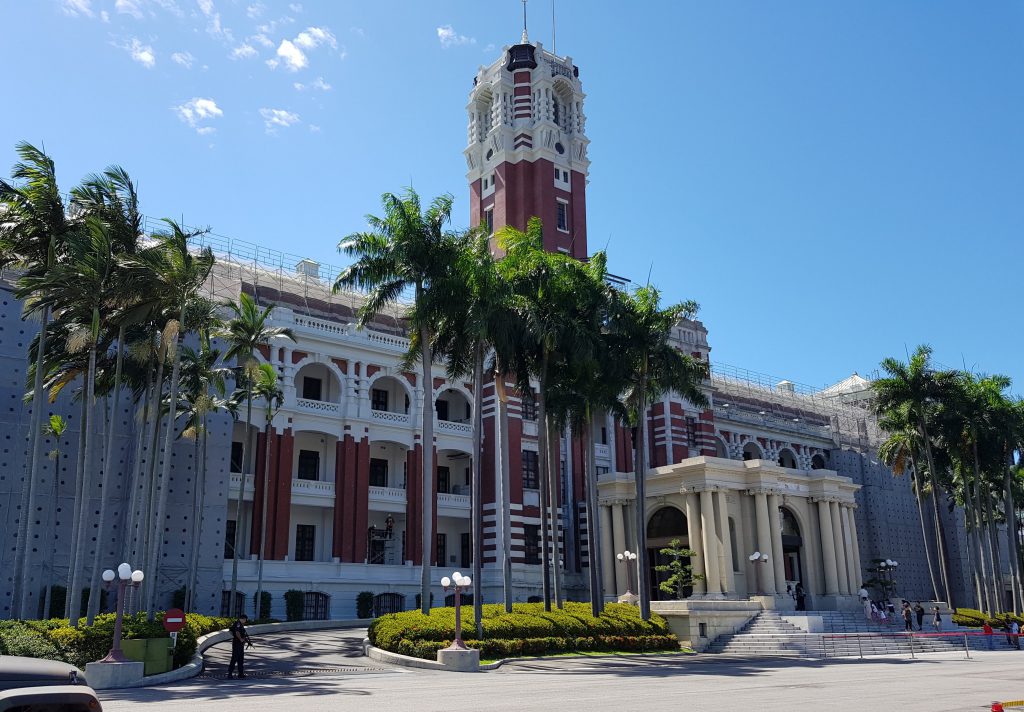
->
(600, 504, 616, 597)
(817, 499, 840, 595)
(847, 505, 863, 591)
(768, 494, 786, 594)
(754, 492, 777, 594)
(830, 500, 849, 594)
(842, 505, 859, 591)
(715, 489, 735, 595)
(700, 488, 721, 596)
(685, 492, 706, 595)
(612, 502, 627, 594)
(605, 413, 617, 472)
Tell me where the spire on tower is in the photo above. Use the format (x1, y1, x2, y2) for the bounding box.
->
(521, 0, 529, 44)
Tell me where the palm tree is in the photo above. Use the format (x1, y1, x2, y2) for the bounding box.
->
(251, 362, 284, 619)
(873, 345, 956, 607)
(334, 188, 463, 615)
(122, 220, 214, 616)
(220, 292, 294, 616)
(609, 285, 709, 621)
(1, 142, 80, 619)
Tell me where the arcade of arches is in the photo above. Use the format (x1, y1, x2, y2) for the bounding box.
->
(598, 455, 861, 609)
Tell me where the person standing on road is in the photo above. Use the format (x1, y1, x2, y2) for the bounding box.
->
(227, 613, 253, 679)
(913, 602, 925, 631)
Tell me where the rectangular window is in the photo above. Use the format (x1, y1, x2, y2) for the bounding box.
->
(685, 417, 697, 449)
(295, 524, 315, 561)
(437, 466, 450, 494)
(556, 201, 568, 232)
(436, 399, 449, 422)
(596, 466, 610, 475)
(369, 458, 389, 487)
(461, 532, 472, 568)
(485, 207, 494, 235)
(371, 388, 389, 412)
(524, 524, 541, 564)
(302, 376, 322, 401)
(522, 450, 539, 490)
(436, 533, 447, 567)
(224, 520, 237, 559)
(230, 442, 244, 473)
(297, 449, 320, 481)
(600, 427, 607, 445)
(522, 395, 537, 421)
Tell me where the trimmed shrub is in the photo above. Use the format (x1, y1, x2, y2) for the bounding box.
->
(257, 591, 272, 621)
(368, 602, 679, 661)
(357, 591, 374, 619)
(284, 590, 304, 622)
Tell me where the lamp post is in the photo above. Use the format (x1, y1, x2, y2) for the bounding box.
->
(441, 571, 472, 650)
(616, 550, 638, 596)
(749, 552, 770, 595)
(880, 559, 899, 600)
(98, 563, 144, 663)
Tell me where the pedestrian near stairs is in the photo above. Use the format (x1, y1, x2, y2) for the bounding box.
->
(983, 621, 995, 650)
(932, 607, 943, 633)
(901, 602, 913, 632)
(913, 602, 925, 631)
(1011, 621, 1021, 650)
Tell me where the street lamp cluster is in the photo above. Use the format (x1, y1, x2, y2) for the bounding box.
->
(616, 550, 638, 596)
(98, 563, 144, 664)
(749, 551, 770, 595)
(879, 559, 899, 598)
(441, 571, 473, 650)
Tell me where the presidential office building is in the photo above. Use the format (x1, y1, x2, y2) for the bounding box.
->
(0, 32, 983, 621)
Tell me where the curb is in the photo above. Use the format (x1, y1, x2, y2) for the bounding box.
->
(123, 618, 369, 688)
(479, 649, 696, 670)
(363, 641, 450, 671)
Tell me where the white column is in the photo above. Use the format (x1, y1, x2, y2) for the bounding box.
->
(715, 488, 735, 595)
(817, 499, 839, 595)
(685, 492, 706, 595)
(768, 493, 786, 594)
(842, 505, 859, 592)
(600, 504, 615, 597)
(830, 500, 850, 594)
(700, 488, 721, 596)
(754, 491, 777, 594)
(847, 505, 863, 591)
(612, 503, 627, 594)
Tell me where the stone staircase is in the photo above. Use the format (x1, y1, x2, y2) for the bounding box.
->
(706, 610, 1002, 657)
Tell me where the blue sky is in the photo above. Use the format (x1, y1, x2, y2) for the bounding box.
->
(1, 1, 1022, 391)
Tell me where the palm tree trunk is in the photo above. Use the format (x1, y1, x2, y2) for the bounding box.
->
(495, 366, 513, 613)
(969, 470, 992, 613)
(967, 499, 987, 611)
(145, 325, 185, 618)
(228, 381, 253, 617)
(909, 456, 940, 600)
(581, 413, 602, 617)
(920, 422, 954, 607)
(255, 413, 273, 619)
(537, 362, 552, 611)
(418, 321, 435, 614)
(69, 343, 99, 627)
(985, 487, 1003, 613)
(1004, 459, 1021, 615)
(136, 343, 166, 573)
(123, 356, 154, 562)
(471, 344, 484, 638)
(186, 419, 209, 613)
(87, 325, 127, 623)
(14, 307, 50, 619)
(547, 418, 564, 610)
(65, 397, 89, 619)
(633, 358, 652, 621)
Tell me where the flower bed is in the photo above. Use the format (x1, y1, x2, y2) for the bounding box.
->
(0, 612, 232, 670)
(368, 602, 680, 661)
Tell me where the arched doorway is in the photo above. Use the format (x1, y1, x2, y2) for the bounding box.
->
(742, 442, 763, 461)
(646, 506, 689, 600)
(780, 507, 805, 595)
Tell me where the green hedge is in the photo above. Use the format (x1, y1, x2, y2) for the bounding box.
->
(953, 607, 1024, 629)
(368, 602, 680, 661)
(0, 613, 231, 670)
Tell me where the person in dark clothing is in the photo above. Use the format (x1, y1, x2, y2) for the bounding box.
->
(227, 613, 252, 679)
(795, 583, 806, 611)
(901, 602, 913, 632)
(913, 602, 925, 631)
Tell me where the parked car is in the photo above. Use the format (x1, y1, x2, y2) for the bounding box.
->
(0, 656, 102, 711)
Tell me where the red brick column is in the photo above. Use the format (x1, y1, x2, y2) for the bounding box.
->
(249, 430, 269, 556)
(268, 427, 294, 560)
(405, 444, 422, 565)
(353, 435, 370, 562)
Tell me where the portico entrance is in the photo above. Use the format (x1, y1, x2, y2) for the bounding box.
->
(646, 506, 690, 600)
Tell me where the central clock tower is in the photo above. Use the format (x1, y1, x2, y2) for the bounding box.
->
(465, 38, 590, 259)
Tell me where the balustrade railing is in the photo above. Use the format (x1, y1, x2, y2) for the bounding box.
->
(292, 478, 335, 495)
(296, 398, 340, 414)
(437, 419, 473, 435)
(371, 409, 410, 424)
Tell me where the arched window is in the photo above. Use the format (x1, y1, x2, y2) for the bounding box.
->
(742, 442, 763, 461)
(811, 453, 827, 470)
(777, 448, 797, 469)
(647, 507, 686, 540)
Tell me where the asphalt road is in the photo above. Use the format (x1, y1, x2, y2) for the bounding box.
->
(98, 628, 1024, 712)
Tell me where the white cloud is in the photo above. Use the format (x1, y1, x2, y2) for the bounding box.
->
(289, 3, 302, 12)
(259, 107, 300, 132)
(122, 38, 156, 67)
(206, 12, 232, 41)
(308, 124, 320, 133)
(100, 9, 110, 22)
(246, 2, 264, 18)
(61, 0, 94, 18)
(293, 76, 330, 91)
(251, 33, 273, 47)
(275, 39, 306, 71)
(265, 58, 278, 69)
(437, 24, 474, 48)
(197, 0, 213, 16)
(115, 0, 143, 19)
(151, 0, 184, 17)
(174, 97, 223, 133)
(230, 43, 257, 59)
(294, 26, 335, 50)
(171, 50, 194, 68)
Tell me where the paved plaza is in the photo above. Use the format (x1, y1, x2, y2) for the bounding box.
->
(95, 629, 1024, 712)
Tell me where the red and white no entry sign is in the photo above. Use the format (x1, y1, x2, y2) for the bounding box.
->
(163, 608, 186, 633)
